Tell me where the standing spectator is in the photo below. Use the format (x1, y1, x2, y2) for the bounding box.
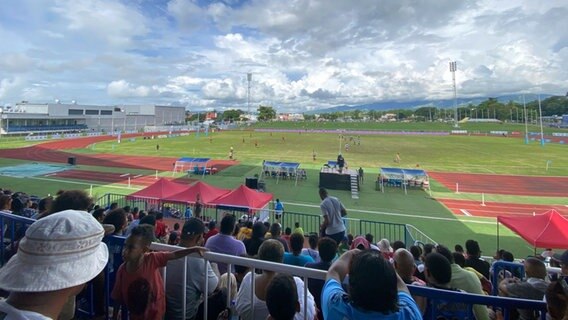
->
(322, 249, 421, 320)
(266, 274, 301, 320)
(168, 223, 181, 245)
(111, 225, 206, 320)
(318, 188, 347, 244)
(236, 240, 315, 320)
(301, 233, 320, 262)
(166, 218, 219, 320)
(358, 167, 364, 183)
(499, 257, 549, 320)
(194, 193, 203, 218)
(244, 222, 266, 256)
(305, 237, 337, 316)
(274, 199, 284, 221)
(205, 214, 246, 274)
(336, 154, 345, 173)
(203, 220, 218, 244)
(269, 223, 289, 252)
(284, 233, 315, 267)
(465, 239, 491, 279)
(0, 210, 109, 319)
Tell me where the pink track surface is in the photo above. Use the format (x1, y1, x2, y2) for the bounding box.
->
(438, 198, 568, 218)
(0, 134, 237, 172)
(429, 171, 568, 197)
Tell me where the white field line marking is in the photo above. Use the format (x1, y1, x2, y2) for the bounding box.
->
(119, 173, 130, 177)
(133, 174, 143, 178)
(27, 176, 143, 190)
(285, 201, 495, 225)
(460, 209, 472, 216)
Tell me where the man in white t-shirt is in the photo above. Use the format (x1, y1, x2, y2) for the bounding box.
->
(318, 188, 346, 244)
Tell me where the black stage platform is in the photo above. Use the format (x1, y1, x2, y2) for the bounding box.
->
(319, 168, 358, 191)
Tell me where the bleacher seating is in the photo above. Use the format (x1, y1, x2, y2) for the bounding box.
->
(5, 124, 88, 132)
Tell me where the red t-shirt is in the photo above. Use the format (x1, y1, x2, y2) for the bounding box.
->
(112, 252, 169, 320)
(155, 221, 167, 238)
(203, 229, 219, 244)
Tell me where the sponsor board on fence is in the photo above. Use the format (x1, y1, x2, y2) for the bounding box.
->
(489, 131, 508, 135)
(24, 135, 48, 141)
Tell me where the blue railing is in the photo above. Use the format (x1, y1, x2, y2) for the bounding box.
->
(1, 211, 551, 320)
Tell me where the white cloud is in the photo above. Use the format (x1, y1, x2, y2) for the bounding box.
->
(0, 0, 566, 111)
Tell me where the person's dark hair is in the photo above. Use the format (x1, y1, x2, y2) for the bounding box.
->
(454, 244, 464, 253)
(0, 195, 12, 210)
(103, 208, 127, 234)
(502, 251, 514, 262)
(392, 240, 405, 251)
(318, 187, 328, 198)
(155, 211, 164, 220)
(284, 227, 292, 236)
(435, 245, 454, 263)
(123, 205, 131, 212)
(220, 214, 236, 234)
(132, 207, 139, 214)
(308, 233, 318, 249)
(423, 243, 435, 256)
(173, 222, 180, 231)
(258, 239, 284, 263)
(453, 252, 466, 267)
(410, 245, 422, 260)
(130, 224, 155, 246)
(109, 202, 118, 210)
(92, 208, 105, 221)
(289, 233, 304, 254)
(263, 221, 271, 231)
(266, 273, 298, 320)
(347, 234, 353, 245)
(139, 214, 156, 226)
(208, 220, 216, 229)
(425, 252, 452, 285)
(252, 222, 266, 239)
(294, 222, 300, 228)
(138, 211, 147, 220)
(365, 233, 374, 244)
(49, 190, 93, 214)
(234, 260, 249, 275)
(349, 250, 398, 313)
(38, 196, 53, 212)
(465, 239, 481, 257)
(318, 237, 337, 262)
(270, 223, 281, 237)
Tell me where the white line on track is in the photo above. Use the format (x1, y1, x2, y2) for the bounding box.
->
(285, 201, 495, 225)
(133, 174, 143, 178)
(460, 209, 472, 216)
(27, 176, 143, 190)
(119, 173, 130, 177)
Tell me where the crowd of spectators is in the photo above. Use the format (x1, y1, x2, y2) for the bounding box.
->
(1, 186, 568, 320)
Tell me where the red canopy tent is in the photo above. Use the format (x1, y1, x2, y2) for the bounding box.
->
(163, 181, 231, 204)
(211, 185, 273, 212)
(497, 209, 568, 250)
(127, 178, 190, 200)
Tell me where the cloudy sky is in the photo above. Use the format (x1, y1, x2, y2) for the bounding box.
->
(0, 0, 567, 112)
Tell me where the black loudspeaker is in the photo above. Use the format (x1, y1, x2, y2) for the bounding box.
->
(245, 177, 258, 189)
(67, 156, 76, 165)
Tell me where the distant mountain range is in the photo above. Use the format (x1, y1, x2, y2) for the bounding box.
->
(306, 94, 553, 114)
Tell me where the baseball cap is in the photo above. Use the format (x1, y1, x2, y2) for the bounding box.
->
(183, 217, 205, 236)
(552, 250, 568, 265)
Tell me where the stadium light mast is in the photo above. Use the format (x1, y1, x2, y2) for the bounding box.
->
(449, 61, 458, 127)
(247, 73, 252, 117)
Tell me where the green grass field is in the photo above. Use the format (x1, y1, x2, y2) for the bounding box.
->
(1, 122, 566, 258)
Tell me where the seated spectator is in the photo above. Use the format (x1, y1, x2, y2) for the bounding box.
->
(154, 212, 169, 242)
(378, 238, 394, 261)
(124, 211, 147, 237)
(435, 245, 490, 320)
(301, 233, 320, 262)
(366, 233, 380, 250)
(394, 248, 426, 313)
(244, 222, 266, 256)
(205, 214, 246, 274)
(166, 218, 219, 320)
(284, 233, 315, 267)
(455, 244, 466, 257)
(268, 223, 289, 252)
(103, 208, 128, 236)
(392, 240, 405, 252)
(410, 245, 425, 280)
(266, 274, 301, 320)
(92, 208, 105, 223)
(545, 280, 568, 320)
(168, 222, 181, 245)
(499, 257, 549, 320)
(32, 196, 52, 219)
(322, 249, 421, 320)
(0, 194, 12, 214)
(237, 221, 253, 241)
(236, 240, 315, 320)
(423, 252, 469, 319)
(281, 227, 292, 248)
(0, 210, 109, 319)
(306, 237, 337, 315)
(293, 222, 304, 235)
(203, 220, 218, 244)
(465, 239, 491, 279)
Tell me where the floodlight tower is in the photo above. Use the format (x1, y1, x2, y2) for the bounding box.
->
(449, 61, 458, 127)
(247, 73, 252, 116)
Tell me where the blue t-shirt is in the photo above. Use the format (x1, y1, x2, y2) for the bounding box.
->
(283, 252, 315, 267)
(275, 201, 284, 211)
(321, 279, 422, 320)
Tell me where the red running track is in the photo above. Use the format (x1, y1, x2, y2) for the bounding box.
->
(438, 198, 568, 218)
(429, 172, 568, 197)
(0, 134, 238, 172)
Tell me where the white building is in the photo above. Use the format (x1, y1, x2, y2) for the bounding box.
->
(0, 102, 185, 134)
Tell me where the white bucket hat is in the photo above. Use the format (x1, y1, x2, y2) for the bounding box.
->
(0, 209, 109, 292)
